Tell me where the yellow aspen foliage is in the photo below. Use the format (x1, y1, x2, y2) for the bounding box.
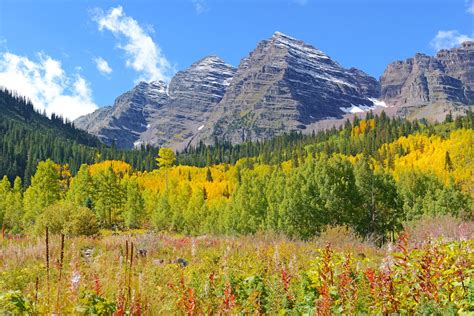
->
(352, 119, 375, 137)
(281, 160, 293, 173)
(378, 129, 473, 193)
(88, 160, 132, 176)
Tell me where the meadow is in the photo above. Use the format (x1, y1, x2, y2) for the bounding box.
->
(1, 220, 472, 315)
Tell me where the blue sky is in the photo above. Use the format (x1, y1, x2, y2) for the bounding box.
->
(0, 0, 472, 120)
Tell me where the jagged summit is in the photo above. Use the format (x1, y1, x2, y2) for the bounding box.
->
(192, 55, 230, 66)
(76, 54, 236, 149)
(272, 31, 297, 40)
(194, 32, 380, 145)
(75, 32, 473, 149)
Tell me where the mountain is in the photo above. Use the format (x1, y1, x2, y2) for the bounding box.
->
(195, 32, 381, 144)
(75, 33, 473, 149)
(74, 81, 169, 148)
(75, 56, 235, 150)
(139, 56, 236, 149)
(380, 41, 474, 121)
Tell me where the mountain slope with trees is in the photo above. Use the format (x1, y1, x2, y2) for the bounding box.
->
(1, 109, 471, 240)
(0, 89, 158, 184)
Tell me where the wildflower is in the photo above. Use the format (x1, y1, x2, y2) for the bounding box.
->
(70, 271, 81, 292)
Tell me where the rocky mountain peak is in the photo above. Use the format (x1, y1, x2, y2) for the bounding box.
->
(76, 32, 473, 150)
(168, 55, 235, 98)
(380, 43, 473, 121)
(194, 32, 381, 145)
(192, 55, 228, 68)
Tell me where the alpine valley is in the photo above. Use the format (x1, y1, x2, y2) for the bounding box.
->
(75, 32, 474, 149)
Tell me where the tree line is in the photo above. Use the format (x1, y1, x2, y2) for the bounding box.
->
(0, 122, 471, 241)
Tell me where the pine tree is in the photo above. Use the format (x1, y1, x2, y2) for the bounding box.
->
(206, 167, 213, 182)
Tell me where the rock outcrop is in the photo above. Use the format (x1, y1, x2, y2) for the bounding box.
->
(74, 81, 169, 148)
(140, 56, 236, 150)
(380, 41, 474, 109)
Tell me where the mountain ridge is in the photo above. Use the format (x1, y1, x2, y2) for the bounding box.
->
(74, 33, 473, 149)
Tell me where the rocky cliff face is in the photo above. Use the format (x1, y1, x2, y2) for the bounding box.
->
(140, 56, 236, 150)
(75, 34, 473, 149)
(195, 32, 381, 144)
(380, 41, 474, 110)
(75, 56, 235, 149)
(75, 81, 169, 148)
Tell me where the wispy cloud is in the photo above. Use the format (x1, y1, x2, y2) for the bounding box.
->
(94, 56, 112, 76)
(191, 0, 209, 14)
(0, 52, 98, 120)
(92, 6, 172, 83)
(467, 1, 474, 14)
(430, 30, 473, 50)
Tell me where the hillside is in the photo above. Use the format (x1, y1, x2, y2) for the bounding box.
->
(0, 89, 158, 183)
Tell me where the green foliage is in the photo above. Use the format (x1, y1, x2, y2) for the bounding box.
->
(156, 147, 176, 169)
(93, 167, 124, 227)
(64, 205, 100, 237)
(0, 291, 33, 314)
(66, 164, 93, 208)
(76, 291, 116, 315)
(123, 179, 145, 229)
(354, 158, 402, 240)
(397, 171, 470, 221)
(0, 175, 11, 227)
(33, 201, 98, 236)
(23, 160, 62, 226)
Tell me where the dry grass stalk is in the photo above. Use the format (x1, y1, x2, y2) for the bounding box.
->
(55, 234, 65, 313)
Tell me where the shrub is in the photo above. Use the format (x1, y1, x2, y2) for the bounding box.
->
(32, 201, 99, 236)
(64, 206, 99, 236)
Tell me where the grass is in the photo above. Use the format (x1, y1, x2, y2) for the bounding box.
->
(0, 226, 472, 315)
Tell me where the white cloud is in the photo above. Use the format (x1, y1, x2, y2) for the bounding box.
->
(430, 30, 473, 51)
(93, 6, 172, 82)
(94, 56, 112, 75)
(0, 52, 98, 120)
(467, 1, 474, 14)
(191, 0, 208, 14)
